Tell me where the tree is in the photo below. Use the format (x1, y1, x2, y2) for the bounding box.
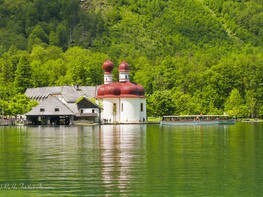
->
(245, 90, 257, 118)
(49, 31, 59, 46)
(224, 88, 248, 117)
(0, 99, 9, 115)
(8, 94, 37, 115)
(172, 90, 200, 115)
(14, 56, 33, 93)
(147, 90, 176, 117)
(62, 47, 107, 85)
(27, 25, 49, 50)
(56, 23, 69, 49)
(0, 46, 22, 84)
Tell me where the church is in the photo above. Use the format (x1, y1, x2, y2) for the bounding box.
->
(97, 60, 147, 123)
(25, 60, 147, 125)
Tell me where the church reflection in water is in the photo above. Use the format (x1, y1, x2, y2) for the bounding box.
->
(98, 124, 146, 193)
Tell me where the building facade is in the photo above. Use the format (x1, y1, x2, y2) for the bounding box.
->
(25, 86, 100, 125)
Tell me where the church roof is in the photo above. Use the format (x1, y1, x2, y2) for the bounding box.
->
(97, 81, 145, 98)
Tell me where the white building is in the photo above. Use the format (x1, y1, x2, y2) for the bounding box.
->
(97, 60, 147, 123)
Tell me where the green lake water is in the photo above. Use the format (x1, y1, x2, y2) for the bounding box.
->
(0, 123, 263, 196)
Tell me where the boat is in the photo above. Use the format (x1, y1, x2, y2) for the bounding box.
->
(160, 115, 236, 126)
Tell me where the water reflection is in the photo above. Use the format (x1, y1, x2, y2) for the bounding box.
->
(0, 125, 147, 196)
(99, 125, 146, 195)
(0, 123, 263, 196)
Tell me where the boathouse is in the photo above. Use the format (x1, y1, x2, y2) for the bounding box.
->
(25, 86, 101, 125)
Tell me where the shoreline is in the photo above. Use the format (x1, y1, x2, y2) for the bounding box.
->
(0, 121, 160, 127)
(239, 118, 263, 122)
(1, 119, 263, 127)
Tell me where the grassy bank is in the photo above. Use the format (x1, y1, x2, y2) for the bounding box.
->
(148, 117, 161, 123)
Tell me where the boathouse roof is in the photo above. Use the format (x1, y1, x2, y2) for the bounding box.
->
(25, 86, 100, 117)
(26, 95, 74, 116)
(25, 86, 97, 102)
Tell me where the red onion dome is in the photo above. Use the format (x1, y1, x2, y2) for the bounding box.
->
(102, 60, 114, 73)
(105, 84, 121, 96)
(118, 61, 129, 72)
(137, 85, 145, 96)
(121, 83, 137, 95)
(120, 82, 144, 96)
(97, 84, 106, 97)
(97, 82, 145, 98)
(97, 83, 121, 97)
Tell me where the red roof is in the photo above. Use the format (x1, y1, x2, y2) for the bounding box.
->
(118, 61, 129, 72)
(97, 82, 145, 98)
(102, 60, 114, 73)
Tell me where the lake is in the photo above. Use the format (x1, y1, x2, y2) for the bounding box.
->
(0, 123, 263, 196)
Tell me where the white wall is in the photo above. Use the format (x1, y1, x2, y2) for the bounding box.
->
(100, 98, 120, 123)
(99, 98, 146, 123)
(120, 98, 146, 123)
(81, 108, 99, 114)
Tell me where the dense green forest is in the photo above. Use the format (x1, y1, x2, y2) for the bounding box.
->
(0, 0, 262, 118)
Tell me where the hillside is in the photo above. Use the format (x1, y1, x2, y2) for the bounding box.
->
(0, 0, 262, 117)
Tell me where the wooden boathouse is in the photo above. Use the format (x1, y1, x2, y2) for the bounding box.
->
(25, 86, 101, 125)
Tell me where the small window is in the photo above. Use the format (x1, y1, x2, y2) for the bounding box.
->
(80, 109, 83, 114)
(55, 108, 60, 112)
(140, 103, 143, 112)
(121, 103, 123, 112)
(40, 108, 45, 112)
(113, 103, 117, 113)
(92, 109, 95, 113)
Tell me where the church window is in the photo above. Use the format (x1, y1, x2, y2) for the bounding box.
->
(141, 103, 143, 112)
(113, 103, 117, 114)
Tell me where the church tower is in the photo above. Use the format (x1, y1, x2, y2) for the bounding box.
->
(119, 61, 130, 82)
(102, 60, 114, 84)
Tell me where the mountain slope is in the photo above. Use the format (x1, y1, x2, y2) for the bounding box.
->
(0, 0, 262, 117)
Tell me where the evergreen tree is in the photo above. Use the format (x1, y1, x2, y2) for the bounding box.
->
(14, 56, 33, 93)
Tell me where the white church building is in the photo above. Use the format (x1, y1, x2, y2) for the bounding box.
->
(97, 60, 147, 123)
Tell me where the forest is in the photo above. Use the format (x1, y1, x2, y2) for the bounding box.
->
(0, 0, 262, 118)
